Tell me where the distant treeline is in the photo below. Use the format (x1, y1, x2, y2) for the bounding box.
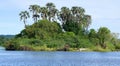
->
(0, 35, 15, 39)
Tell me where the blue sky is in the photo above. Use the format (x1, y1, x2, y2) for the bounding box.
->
(0, 0, 120, 35)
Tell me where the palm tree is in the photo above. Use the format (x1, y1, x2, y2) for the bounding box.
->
(71, 6, 78, 16)
(81, 15, 91, 32)
(51, 8, 58, 22)
(19, 11, 30, 28)
(71, 6, 90, 33)
(40, 7, 48, 20)
(71, 6, 85, 23)
(46, 2, 55, 11)
(58, 7, 71, 23)
(71, 6, 79, 22)
(29, 5, 40, 22)
(46, 2, 57, 21)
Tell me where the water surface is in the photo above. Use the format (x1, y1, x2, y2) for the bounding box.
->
(0, 51, 120, 66)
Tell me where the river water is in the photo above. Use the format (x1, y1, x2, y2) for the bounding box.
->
(0, 51, 120, 66)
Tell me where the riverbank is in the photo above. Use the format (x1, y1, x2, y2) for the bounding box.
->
(4, 45, 117, 52)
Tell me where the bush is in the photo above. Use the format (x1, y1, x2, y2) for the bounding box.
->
(5, 40, 20, 50)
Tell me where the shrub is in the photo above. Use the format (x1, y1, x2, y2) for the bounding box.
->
(5, 40, 20, 50)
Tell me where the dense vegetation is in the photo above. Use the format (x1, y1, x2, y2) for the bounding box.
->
(2, 3, 120, 51)
(0, 35, 14, 46)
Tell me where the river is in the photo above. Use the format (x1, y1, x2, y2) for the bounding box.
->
(0, 51, 120, 66)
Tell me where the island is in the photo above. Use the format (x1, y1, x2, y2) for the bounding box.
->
(0, 2, 120, 52)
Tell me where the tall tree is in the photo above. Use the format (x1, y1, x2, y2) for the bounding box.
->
(89, 29, 97, 39)
(58, 7, 71, 23)
(88, 29, 98, 45)
(71, 6, 85, 23)
(97, 27, 111, 49)
(19, 11, 30, 28)
(70, 6, 91, 34)
(51, 8, 58, 22)
(82, 15, 91, 31)
(46, 3, 57, 21)
(29, 5, 40, 22)
(40, 7, 48, 20)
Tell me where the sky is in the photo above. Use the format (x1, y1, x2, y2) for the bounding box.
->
(0, 0, 120, 35)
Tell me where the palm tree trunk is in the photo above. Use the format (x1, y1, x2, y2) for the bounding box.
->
(23, 19, 26, 28)
(24, 21, 26, 28)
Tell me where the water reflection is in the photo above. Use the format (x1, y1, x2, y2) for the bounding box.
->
(0, 51, 120, 66)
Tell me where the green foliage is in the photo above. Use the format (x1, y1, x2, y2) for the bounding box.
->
(74, 37, 93, 48)
(89, 29, 97, 38)
(106, 42, 115, 51)
(0, 37, 4, 46)
(97, 27, 111, 48)
(16, 20, 62, 39)
(5, 39, 20, 50)
(88, 29, 99, 45)
(59, 32, 75, 38)
(0, 36, 10, 46)
(62, 21, 82, 35)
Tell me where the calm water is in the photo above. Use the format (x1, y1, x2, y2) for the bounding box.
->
(0, 51, 120, 66)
